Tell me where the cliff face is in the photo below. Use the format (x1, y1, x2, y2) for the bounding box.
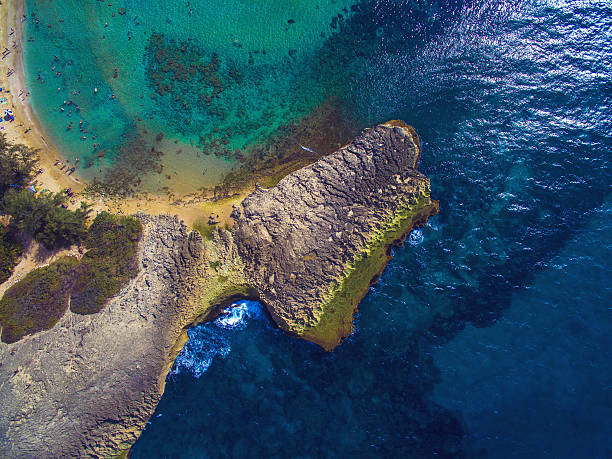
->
(0, 122, 437, 457)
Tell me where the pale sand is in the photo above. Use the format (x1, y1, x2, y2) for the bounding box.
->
(0, 238, 83, 299)
(97, 187, 250, 229)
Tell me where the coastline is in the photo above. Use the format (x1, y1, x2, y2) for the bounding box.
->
(1, 0, 83, 193)
(0, 2, 215, 225)
(0, 3, 279, 228)
(0, 122, 439, 457)
(1, 3, 354, 228)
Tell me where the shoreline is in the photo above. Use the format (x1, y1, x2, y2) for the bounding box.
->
(1, 0, 83, 193)
(0, 1, 354, 229)
(0, 122, 439, 457)
(0, 2, 217, 225)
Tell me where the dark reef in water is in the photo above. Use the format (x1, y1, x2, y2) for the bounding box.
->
(146, 33, 227, 144)
(220, 100, 357, 192)
(84, 133, 165, 196)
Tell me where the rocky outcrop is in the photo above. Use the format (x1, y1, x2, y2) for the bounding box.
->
(232, 121, 438, 349)
(0, 121, 437, 457)
(0, 214, 241, 457)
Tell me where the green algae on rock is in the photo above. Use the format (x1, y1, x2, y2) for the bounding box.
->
(232, 121, 438, 350)
(301, 193, 438, 350)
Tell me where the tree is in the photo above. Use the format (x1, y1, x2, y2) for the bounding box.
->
(0, 224, 23, 284)
(0, 133, 39, 198)
(1, 190, 91, 249)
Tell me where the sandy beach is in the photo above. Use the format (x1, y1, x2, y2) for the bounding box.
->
(0, 1, 225, 226)
(1, 0, 337, 230)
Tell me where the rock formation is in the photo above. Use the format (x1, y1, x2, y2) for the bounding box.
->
(0, 121, 437, 457)
(232, 121, 438, 349)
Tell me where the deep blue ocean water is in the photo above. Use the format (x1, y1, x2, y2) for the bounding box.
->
(25, 0, 612, 457)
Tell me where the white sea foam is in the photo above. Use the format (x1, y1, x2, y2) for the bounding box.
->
(214, 300, 262, 329)
(408, 228, 425, 245)
(171, 301, 263, 377)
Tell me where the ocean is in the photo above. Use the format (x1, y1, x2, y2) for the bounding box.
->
(25, 0, 612, 457)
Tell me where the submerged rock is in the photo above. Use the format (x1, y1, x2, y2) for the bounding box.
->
(0, 121, 437, 456)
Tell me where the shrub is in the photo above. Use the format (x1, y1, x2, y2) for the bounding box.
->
(0, 256, 78, 343)
(0, 213, 143, 342)
(69, 212, 142, 314)
(1, 189, 90, 249)
(0, 224, 23, 284)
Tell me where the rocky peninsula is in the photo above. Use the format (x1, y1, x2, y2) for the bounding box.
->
(0, 122, 438, 457)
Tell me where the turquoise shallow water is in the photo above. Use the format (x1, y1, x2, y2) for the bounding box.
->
(130, 0, 612, 457)
(24, 0, 358, 189)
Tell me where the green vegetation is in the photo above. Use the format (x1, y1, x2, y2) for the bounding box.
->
(1, 133, 91, 253)
(0, 135, 144, 341)
(0, 213, 143, 342)
(0, 256, 78, 343)
(193, 218, 215, 240)
(70, 212, 142, 314)
(0, 134, 39, 282)
(0, 224, 23, 284)
(1, 190, 91, 250)
(0, 133, 38, 199)
(301, 193, 438, 350)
